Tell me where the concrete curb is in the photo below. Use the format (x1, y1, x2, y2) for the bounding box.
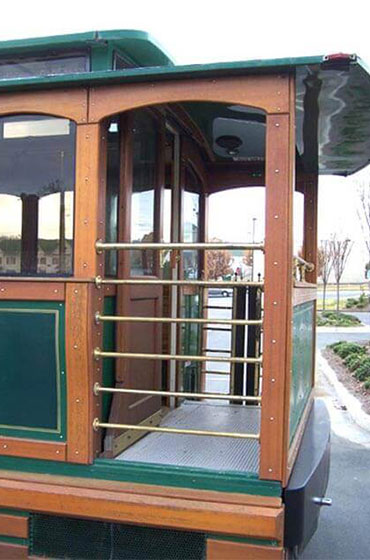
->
(317, 326, 370, 333)
(318, 351, 370, 434)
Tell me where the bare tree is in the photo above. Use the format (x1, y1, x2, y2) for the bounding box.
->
(357, 182, 370, 269)
(317, 241, 334, 311)
(206, 239, 234, 280)
(330, 236, 353, 313)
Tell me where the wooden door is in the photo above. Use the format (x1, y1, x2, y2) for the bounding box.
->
(104, 110, 165, 455)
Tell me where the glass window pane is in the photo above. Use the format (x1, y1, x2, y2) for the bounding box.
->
(0, 53, 88, 80)
(105, 120, 120, 277)
(183, 168, 201, 280)
(130, 112, 157, 276)
(0, 114, 76, 276)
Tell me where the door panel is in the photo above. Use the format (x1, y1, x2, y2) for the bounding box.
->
(104, 110, 165, 456)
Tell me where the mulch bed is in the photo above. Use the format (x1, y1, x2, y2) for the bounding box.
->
(322, 347, 370, 415)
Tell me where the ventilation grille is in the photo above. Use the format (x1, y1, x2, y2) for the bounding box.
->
(30, 513, 206, 559)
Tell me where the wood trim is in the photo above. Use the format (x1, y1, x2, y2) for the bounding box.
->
(207, 162, 265, 193)
(166, 104, 215, 162)
(0, 281, 65, 301)
(260, 101, 294, 480)
(0, 469, 282, 509)
(182, 136, 208, 188)
(74, 123, 106, 278)
(0, 437, 66, 461)
(303, 175, 318, 284)
(0, 514, 28, 539)
(0, 88, 88, 123)
(65, 283, 103, 463)
(0, 477, 284, 541)
(0, 277, 93, 283)
(286, 392, 314, 481)
(88, 75, 290, 122)
(207, 539, 284, 559)
(293, 285, 317, 306)
(0, 542, 28, 559)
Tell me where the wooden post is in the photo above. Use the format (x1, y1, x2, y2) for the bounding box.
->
(66, 122, 106, 462)
(74, 123, 106, 278)
(260, 76, 295, 481)
(303, 174, 318, 284)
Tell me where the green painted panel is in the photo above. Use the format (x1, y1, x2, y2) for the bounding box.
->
(182, 294, 202, 392)
(290, 302, 314, 442)
(102, 296, 116, 421)
(0, 536, 28, 546)
(207, 535, 279, 547)
(0, 301, 66, 441)
(0, 455, 281, 497)
(0, 508, 28, 516)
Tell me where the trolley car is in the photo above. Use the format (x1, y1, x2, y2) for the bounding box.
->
(0, 30, 368, 558)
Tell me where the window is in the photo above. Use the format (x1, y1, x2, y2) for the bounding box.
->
(130, 112, 158, 276)
(0, 114, 76, 276)
(0, 52, 88, 80)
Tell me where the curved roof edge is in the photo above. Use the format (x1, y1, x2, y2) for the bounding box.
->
(0, 29, 174, 68)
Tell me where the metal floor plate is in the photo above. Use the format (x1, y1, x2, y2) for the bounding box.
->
(117, 401, 260, 473)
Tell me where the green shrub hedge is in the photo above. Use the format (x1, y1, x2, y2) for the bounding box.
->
(317, 311, 361, 327)
(328, 341, 370, 391)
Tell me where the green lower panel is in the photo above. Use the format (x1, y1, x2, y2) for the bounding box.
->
(0, 300, 66, 441)
(290, 301, 314, 442)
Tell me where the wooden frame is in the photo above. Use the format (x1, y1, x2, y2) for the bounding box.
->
(0, 472, 284, 542)
(0, 88, 88, 123)
(0, 437, 66, 461)
(88, 75, 289, 122)
(0, 513, 28, 539)
(207, 539, 284, 559)
(65, 283, 103, 463)
(0, 73, 298, 478)
(0, 281, 65, 301)
(260, 78, 295, 482)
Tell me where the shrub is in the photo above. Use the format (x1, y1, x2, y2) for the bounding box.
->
(332, 342, 366, 359)
(364, 379, 370, 391)
(357, 294, 370, 308)
(353, 358, 370, 381)
(329, 341, 346, 350)
(345, 293, 370, 309)
(317, 311, 361, 327)
(344, 353, 368, 372)
(345, 298, 357, 309)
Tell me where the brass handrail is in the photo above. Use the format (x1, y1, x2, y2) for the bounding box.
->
(294, 255, 315, 271)
(95, 313, 263, 327)
(94, 348, 262, 364)
(93, 383, 261, 402)
(95, 276, 264, 288)
(93, 419, 260, 440)
(96, 241, 265, 252)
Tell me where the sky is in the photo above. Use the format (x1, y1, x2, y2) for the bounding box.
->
(0, 0, 369, 282)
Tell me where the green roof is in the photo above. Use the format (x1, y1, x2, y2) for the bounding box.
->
(0, 30, 369, 176)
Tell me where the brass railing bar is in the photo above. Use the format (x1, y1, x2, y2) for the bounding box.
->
(95, 277, 264, 289)
(94, 383, 261, 402)
(96, 241, 265, 252)
(95, 313, 262, 327)
(93, 419, 260, 440)
(294, 255, 315, 272)
(94, 348, 262, 364)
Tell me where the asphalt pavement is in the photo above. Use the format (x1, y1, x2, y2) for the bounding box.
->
(302, 352, 370, 559)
